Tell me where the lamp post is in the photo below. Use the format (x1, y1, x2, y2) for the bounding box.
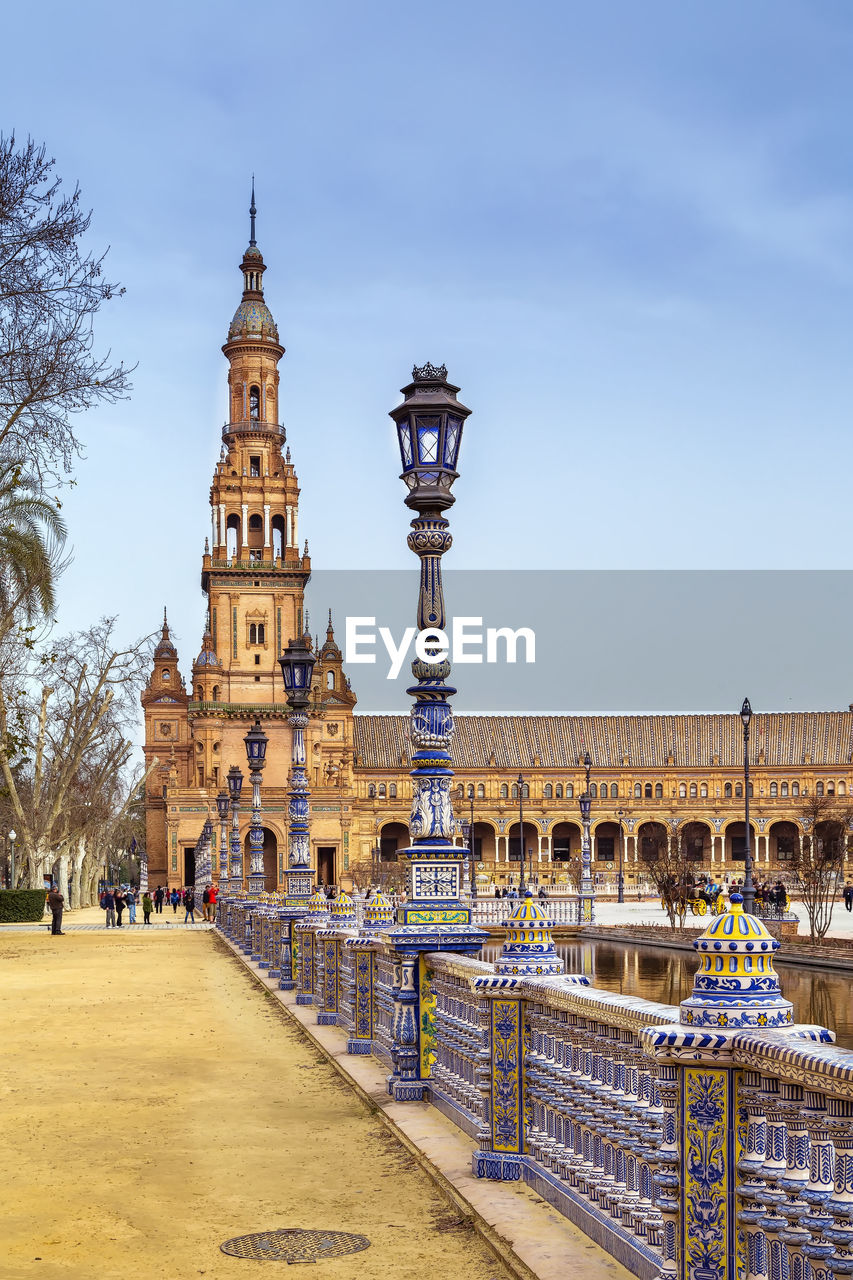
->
(616, 807, 625, 904)
(195, 817, 213, 893)
(7, 828, 15, 890)
(577, 751, 594, 924)
(740, 696, 755, 915)
(216, 789, 230, 886)
(517, 772, 527, 895)
(278, 634, 317, 902)
(227, 764, 244, 890)
(244, 719, 269, 896)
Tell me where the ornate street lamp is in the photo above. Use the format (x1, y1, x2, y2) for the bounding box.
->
(278, 634, 316, 901)
(389, 363, 477, 926)
(616, 807, 625, 904)
(740, 697, 755, 914)
(195, 817, 213, 892)
(577, 751, 595, 923)
(244, 719, 269, 896)
(227, 764, 244, 889)
(517, 772, 527, 895)
(216, 789, 230, 885)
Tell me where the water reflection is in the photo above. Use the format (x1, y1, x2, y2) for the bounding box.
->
(482, 940, 853, 1049)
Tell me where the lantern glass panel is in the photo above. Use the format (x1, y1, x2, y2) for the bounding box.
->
(216, 791, 229, 819)
(444, 416, 461, 467)
(398, 423, 414, 469)
(415, 417, 440, 463)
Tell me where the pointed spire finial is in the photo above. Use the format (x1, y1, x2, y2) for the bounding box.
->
(249, 176, 256, 247)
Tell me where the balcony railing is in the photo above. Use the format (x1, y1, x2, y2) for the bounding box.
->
(222, 419, 286, 438)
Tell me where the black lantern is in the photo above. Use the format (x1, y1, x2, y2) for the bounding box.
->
(389, 364, 471, 513)
(278, 635, 316, 709)
(216, 789, 230, 820)
(244, 718, 268, 769)
(227, 764, 244, 802)
(202, 818, 213, 842)
(579, 793, 592, 822)
(741, 697, 752, 729)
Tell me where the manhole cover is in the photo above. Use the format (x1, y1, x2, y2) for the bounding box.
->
(220, 1227, 371, 1265)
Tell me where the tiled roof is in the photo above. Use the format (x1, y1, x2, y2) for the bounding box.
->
(352, 713, 853, 771)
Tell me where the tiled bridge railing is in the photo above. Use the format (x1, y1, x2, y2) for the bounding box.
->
(222, 890, 853, 1280)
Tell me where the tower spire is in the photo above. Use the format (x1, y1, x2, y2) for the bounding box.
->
(249, 176, 256, 247)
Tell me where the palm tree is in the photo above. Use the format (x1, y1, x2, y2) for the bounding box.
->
(0, 457, 67, 629)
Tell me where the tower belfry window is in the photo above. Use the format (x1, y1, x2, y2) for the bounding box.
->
(250, 456, 261, 477)
(249, 385, 260, 420)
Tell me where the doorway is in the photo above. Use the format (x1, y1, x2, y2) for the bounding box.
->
(183, 846, 195, 886)
(317, 846, 336, 888)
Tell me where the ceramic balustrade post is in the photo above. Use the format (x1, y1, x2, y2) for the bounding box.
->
(345, 940, 377, 1054)
(295, 919, 314, 1005)
(800, 1093, 835, 1280)
(387, 950, 424, 1101)
(736, 1070, 770, 1280)
(472, 975, 526, 1180)
(758, 1082, 791, 1280)
(653, 1063, 679, 1280)
(825, 1106, 853, 1277)
(778, 1084, 813, 1277)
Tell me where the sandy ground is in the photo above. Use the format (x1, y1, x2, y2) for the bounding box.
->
(0, 930, 510, 1280)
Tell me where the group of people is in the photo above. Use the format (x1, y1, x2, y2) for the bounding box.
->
(98, 883, 218, 926)
(492, 884, 550, 900)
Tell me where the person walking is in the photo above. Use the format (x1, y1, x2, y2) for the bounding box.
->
(202, 884, 211, 922)
(208, 882, 218, 923)
(844, 881, 853, 912)
(154, 885, 164, 915)
(114, 889, 125, 928)
(170, 888, 180, 913)
(102, 887, 116, 929)
(183, 887, 196, 924)
(47, 883, 65, 935)
(127, 889, 137, 925)
(142, 891, 153, 925)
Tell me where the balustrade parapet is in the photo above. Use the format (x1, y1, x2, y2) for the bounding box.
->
(423, 950, 494, 982)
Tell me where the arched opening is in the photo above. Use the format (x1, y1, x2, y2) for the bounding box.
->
(226, 513, 240, 560)
(555, 784, 563, 799)
(770, 820, 799, 868)
(681, 821, 711, 866)
(468, 821, 496, 866)
(243, 827, 278, 892)
(725, 821, 757, 868)
(271, 514, 285, 560)
(212, 685, 220, 702)
(508, 819, 537, 868)
(326, 670, 335, 689)
(477, 783, 485, 799)
(388, 783, 397, 799)
(378, 821, 408, 862)
(249, 384, 260, 420)
(248, 512, 263, 549)
(594, 820, 620, 865)
(654, 783, 663, 799)
(550, 821, 582, 888)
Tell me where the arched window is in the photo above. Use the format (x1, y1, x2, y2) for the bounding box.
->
(840, 781, 847, 796)
(389, 783, 397, 798)
(679, 783, 686, 798)
(555, 784, 563, 799)
(725, 783, 732, 798)
(161, 669, 170, 682)
(544, 783, 553, 799)
(654, 783, 663, 799)
(770, 782, 778, 797)
(828, 782, 835, 796)
(601, 783, 609, 798)
(792, 782, 800, 797)
(249, 513, 262, 531)
(271, 514, 285, 560)
(477, 784, 485, 799)
(749, 783, 753, 798)
(635, 783, 641, 798)
(258, 624, 265, 644)
(457, 783, 464, 797)
(467, 784, 474, 798)
(566, 784, 573, 798)
(689, 783, 697, 798)
(644, 783, 652, 798)
(212, 685, 220, 702)
(368, 784, 376, 799)
(735, 783, 743, 799)
(378, 784, 386, 799)
(195, 685, 203, 700)
(817, 781, 825, 797)
(226, 513, 240, 559)
(249, 623, 257, 645)
(781, 782, 788, 797)
(326, 671, 335, 689)
(511, 783, 518, 800)
(700, 783, 708, 798)
(500, 784, 508, 799)
(249, 384, 260, 419)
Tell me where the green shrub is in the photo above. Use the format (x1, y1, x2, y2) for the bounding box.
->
(0, 890, 48, 922)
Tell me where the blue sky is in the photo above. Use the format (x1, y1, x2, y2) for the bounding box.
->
(5, 1, 853, 687)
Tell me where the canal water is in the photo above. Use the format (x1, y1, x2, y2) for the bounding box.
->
(483, 939, 853, 1049)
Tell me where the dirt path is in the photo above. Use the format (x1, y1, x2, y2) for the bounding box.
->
(0, 930, 510, 1280)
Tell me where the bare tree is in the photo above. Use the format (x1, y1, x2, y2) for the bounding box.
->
(792, 794, 853, 943)
(637, 821, 692, 927)
(0, 618, 153, 895)
(0, 134, 133, 484)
